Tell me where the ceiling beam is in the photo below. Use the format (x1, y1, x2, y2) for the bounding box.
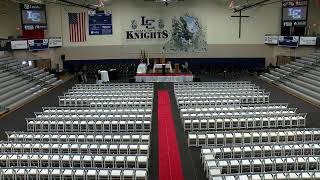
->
(234, 0, 273, 13)
(57, 0, 97, 10)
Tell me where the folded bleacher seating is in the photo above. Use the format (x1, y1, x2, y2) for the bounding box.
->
(260, 49, 320, 106)
(0, 56, 63, 112)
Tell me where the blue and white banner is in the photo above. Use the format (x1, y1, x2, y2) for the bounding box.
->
(278, 36, 299, 48)
(28, 39, 48, 51)
(89, 11, 112, 35)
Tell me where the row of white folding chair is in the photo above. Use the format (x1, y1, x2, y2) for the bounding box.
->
(175, 86, 259, 91)
(174, 87, 260, 93)
(26, 119, 151, 133)
(68, 90, 153, 93)
(188, 129, 320, 147)
(181, 108, 298, 119)
(63, 92, 153, 97)
(42, 107, 152, 114)
(64, 90, 153, 96)
(59, 99, 153, 107)
(34, 113, 152, 120)
(0, 153, 148, 169)
(74, 83, 153, 87)
(60, 96, 153, 101)
(178, 99, 267, 108)
(209, 170, 320, 180)
(176, 90, 267, 97)
(89, 101, 153, 108)
(180, 103, 290, 113)
(0, 142, 149, 155)
(175, 88, 265, 97)
(178, 99, 241, 107)
(183, 115, 306, 131)
(174, 81, 253, 87)
(6, 132, 150, 143)
(201, 143, 320, 160)
(204, 155, 320, 175)
(178, 93, 270, 100)
(0, 168, 147, 180)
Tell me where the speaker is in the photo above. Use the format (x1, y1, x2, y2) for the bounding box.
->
(129, 78, 135, 83)
(61, 54, 66, 61)
(193, 77, 201, 82)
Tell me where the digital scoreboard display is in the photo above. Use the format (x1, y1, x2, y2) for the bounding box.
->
(20, 4, 47, 30)
(283, 7, 307, 21)
(281, 0, 308, 27)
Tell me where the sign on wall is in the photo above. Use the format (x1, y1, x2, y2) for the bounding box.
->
(20, 4, 47, 30)
(278, 36, 299, 47)
(11, 40, 28, 50)
(264, 35, 279, 44)
(125, 16, 169, 40)
(28, 39, 49, 51)
(49, 37, 63, 47)
(299, 37, 317, 45)
(89, 11, 112, 35)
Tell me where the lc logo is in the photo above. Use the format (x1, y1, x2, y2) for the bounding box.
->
(141, 16, 155, 29)
(27, 11, 41, 22)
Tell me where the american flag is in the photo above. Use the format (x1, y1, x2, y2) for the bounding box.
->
(68, 12, 86, 42)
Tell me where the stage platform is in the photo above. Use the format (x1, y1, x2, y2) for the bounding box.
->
(135, 73, 193, 82)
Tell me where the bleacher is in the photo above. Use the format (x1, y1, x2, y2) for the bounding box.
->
(0, 83, 152, 179)
(0, 56, 63, 112)
(174, 81, 320, 180)
(260, 49, 320, 106)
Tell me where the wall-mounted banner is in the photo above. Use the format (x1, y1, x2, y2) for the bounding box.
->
(125, 16, 169, 40)
(89, 11, 112, 35)
(49, 37, 62, 47)
(299, 37, 317, 45)
(11, 40, 28, 50)
(278, 36, 299, 48)
(163, 14, 207, 53)
(28, 39, 49, 51)
(264, 35, 279, 44)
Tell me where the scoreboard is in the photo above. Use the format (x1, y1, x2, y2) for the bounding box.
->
(282, 0, 308, 27)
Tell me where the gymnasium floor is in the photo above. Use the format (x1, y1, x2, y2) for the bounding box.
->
(0, 75, 319, 180)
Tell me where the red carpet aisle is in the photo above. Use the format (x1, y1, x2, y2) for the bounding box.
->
(158, 90, 184, 180)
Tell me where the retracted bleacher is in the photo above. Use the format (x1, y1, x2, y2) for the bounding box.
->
(0, 56, 63, 112)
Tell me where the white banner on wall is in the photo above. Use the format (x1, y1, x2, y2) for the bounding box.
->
(11, 40, 28, 50)
(264, 35, 279, 44)
(49, 37, 63, 47)
(299, 37, 317, 45)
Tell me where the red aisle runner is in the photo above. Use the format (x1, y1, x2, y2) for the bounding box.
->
(158, 90, 184, 180)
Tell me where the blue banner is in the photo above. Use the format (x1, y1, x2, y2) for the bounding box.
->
(89, 12, 112, 35)
(278, 36, 299, 48)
